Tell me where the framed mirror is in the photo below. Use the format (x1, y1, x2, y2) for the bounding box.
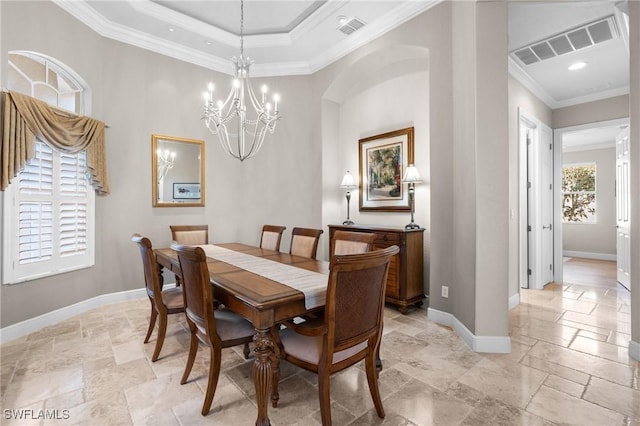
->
(152, 134, 205, 207)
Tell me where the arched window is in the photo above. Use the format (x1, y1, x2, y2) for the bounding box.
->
(2, 52, 95, 284)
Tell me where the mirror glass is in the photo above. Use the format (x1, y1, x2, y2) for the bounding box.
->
(152, 134, 205, 207)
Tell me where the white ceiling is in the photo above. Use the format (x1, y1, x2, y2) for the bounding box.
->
(52, 0, 630, 109)
(562, 123, 628, 152)
(508, 1, 629, 109)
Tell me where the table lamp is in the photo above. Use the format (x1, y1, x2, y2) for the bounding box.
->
(339, 171, 357, 225)
(402, 164, 422, 229)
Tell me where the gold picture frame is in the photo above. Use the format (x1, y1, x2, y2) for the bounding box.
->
(152, 134, 205, 207)
(359, 127, 414, 212)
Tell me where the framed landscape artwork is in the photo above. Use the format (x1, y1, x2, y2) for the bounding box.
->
(359, 127, 414, 212)
(173, 182, 201, 200)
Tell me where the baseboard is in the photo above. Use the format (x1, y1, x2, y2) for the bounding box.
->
(509, 293, 520, 310)
(563, 251, 616, 261)
(427, 308, 511, 354)
(630, 340, 640, 361)
(0, 285, 173, 344)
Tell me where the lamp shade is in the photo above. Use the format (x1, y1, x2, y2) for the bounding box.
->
(340, 171, 357, 188)
(402, 164, 422, 183)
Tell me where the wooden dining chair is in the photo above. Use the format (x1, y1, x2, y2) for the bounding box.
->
(289, 227, 324, 259)
(330, 230, 376, 257)
(172, 243, 255, 416)
(272, 245, 399, 426)
(260, 225, 286, 251)
(170, 224, 209, 245)
(131, 234, 185, 362)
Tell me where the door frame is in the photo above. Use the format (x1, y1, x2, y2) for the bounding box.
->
(519, 109, 554, 290)
(552, 117, 630, 285)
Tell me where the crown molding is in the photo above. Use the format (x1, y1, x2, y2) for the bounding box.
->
(308, 0, 441, 73)
(509, 57, 630, 110)
(508, 57, 557, 108)
(553, 85, 630, 109)
(53, 0, 441, 77)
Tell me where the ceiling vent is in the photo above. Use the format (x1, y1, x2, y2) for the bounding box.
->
(511, 15, 619, 66)
(338, 17, 366, 35)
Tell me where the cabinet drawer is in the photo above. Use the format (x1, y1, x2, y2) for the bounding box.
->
(374, 232, 401, 247)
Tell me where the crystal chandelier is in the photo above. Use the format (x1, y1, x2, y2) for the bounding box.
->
(202, 0, 281, 162)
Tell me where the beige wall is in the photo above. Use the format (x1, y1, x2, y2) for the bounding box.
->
(0, 1, 318, 326)
(507, 77, 553, 301)
(0, 0, 518, 347)
(562, 148, 617, 257)
(629, 1, 640, 350)
(553, 95, 629, 129)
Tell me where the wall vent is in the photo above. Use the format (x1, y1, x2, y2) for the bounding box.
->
(338, 17, 366, 35)
(511, 15, 619, 66)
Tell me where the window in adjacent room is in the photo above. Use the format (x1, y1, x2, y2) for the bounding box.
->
(562, 162, 596, 223)
(2, 52, 94, 284)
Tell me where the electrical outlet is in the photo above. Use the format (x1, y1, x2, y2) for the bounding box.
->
(441, 285, 449, 298)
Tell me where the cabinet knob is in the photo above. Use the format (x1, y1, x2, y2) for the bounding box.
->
(382, 235, 388, 242)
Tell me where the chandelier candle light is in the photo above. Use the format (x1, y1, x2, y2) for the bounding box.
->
(340, 171, 357, 225)
(156, 148, 176, 183)
(402, 164, 422, 229)
(202, 0, 281, 162)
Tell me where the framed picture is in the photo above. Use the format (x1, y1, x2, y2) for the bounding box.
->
(359, 127, 414, 211)
(173, 183, 201, 200)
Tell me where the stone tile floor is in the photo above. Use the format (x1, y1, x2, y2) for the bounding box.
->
(1, 262, 638, 425)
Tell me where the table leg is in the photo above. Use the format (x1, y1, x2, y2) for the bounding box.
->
(253, 328, 273, 426)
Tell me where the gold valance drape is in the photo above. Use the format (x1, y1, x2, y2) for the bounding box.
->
(1, 90, 110, 195)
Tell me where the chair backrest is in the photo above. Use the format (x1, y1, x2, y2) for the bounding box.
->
(290, 227, 324, 259)
(131, 234, 162, 301)
(170, 225, 209, 245)
(325, 245, 399, 352)
(260, 225, 286, 251)
(172, 244, 217, 340)
(331, 230, 376, 257)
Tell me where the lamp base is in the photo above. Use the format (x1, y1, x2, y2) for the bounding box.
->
(404, 222, 420, 230)
(342, 220, 354, 225)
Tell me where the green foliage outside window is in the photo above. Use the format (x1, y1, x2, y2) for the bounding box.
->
(562, 164, 596, 223)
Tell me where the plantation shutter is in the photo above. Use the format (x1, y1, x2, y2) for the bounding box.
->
(18, 142, 54, 264)
(59, 150, 88, 256)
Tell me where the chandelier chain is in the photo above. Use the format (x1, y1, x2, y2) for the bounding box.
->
(240, 0, 244, 57)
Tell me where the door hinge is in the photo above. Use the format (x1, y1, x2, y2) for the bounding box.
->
(527, 182, 532, 189)
(550, 224, 553, 231)
(549, 143, 552, 150)
(527, 225, 531, 232)
(528, 268, 532, 276)
(550, 264, 553, 271)
(549, 184, 552, 190)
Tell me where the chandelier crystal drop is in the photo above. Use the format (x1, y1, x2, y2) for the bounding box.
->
(202, 0, 281, 162)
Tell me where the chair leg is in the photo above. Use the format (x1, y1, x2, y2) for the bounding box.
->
(365, 351, 385, 419)
(151, 313, 167, 362)
(144, 303, 157, 344)
(181, 322, 199, 385)
(270, 351, 280, 408)
(243, 342, 250, 359)
(317, 368, 332, 426)
(201, 346, 222, 416)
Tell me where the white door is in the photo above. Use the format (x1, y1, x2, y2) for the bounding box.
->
(616, 127, 630, 290)
(540, 124, 554, 285)
(525, 117, 554, 290)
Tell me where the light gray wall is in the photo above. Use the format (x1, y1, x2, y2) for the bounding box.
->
(0, 1, 316, 326)
(562, 148, 616, 257)
(1, 0, 514, 343)
(629, 0, 639, 349)
(553, 95, 629, 129)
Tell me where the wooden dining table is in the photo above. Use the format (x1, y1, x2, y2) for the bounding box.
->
(154, 242, 329, 426)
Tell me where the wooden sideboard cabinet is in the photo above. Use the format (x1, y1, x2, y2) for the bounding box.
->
(328, 224, 425, 314)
